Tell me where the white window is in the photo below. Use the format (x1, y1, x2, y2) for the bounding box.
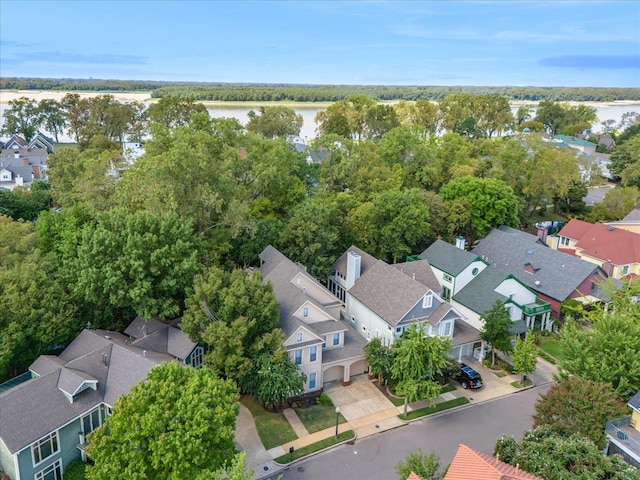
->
(296, 332, 303, 342)
(333, 332, 340, 346)
(82, 408, 102, 434)
(35, 459, 62, 480)
(309, 372, 317, 389)
(560, 237, 570, 247)
(190, 346, 204, 368)
(32, 432, 59, 466)
(303, 306, 309, 317)
(321, 335, 326, 348)
(443, 273, 453, 283)
(105, 405, 112, 417)
(422, 293, 433, 309)
(294, 349, 302, 365)
(309, 345, 317, 362)
(622, 265, 630, 275)
(441, 321, 452, 336)
(376, 329, 381, 338)
(396, 326, 402, 333)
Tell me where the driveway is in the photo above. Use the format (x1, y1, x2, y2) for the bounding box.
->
(323, 374, 396, 422)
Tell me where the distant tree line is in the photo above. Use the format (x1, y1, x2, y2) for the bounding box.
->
(2, 77, 640, 102)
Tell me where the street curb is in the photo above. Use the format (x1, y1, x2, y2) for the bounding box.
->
(271, 430, 359, 468)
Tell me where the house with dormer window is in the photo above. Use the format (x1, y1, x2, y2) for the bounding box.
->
(421, 239, 553, 332)
(0, 318, 199, 480)
(259, 246, 367, 392)
(329, 246, 483, 362)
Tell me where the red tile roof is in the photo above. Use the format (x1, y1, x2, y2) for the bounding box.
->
(559, 219, 640, 265)
(407, 473, 425, 480)
(443, 444, 543, 480)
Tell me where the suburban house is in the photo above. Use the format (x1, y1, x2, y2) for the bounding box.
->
(0, 318, 200, 480)
(420, 239, 553, 333)
(552, 134, 597, 155)
(472, 226, 608, 318)
(0, 134, 51, 191)
(606, 391, 640, 469)
(442, 443, 543, 480)
(552, 218, 640, 279)
(328, 246, 484, 362)
(606, 209, 640, 234)
(259, 245, 367, 392)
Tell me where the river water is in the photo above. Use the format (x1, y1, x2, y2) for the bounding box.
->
(1, 103, 638, 144)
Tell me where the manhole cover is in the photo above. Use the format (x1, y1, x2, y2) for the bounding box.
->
(297, 467, 305, 472)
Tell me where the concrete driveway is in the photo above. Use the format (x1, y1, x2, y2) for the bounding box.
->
(324, 374, 396, 422)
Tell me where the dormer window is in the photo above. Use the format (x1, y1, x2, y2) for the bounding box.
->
(303, 306, 309, 317)
(422, 292, 433, 309)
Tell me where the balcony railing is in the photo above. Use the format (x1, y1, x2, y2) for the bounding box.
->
(606, 416, 640, 459)
(523, 299, 551, 316)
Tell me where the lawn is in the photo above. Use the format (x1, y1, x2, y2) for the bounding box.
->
(295, 405, 347, 434)
(400, 397, 470, 420)
(539, 339, 567, 361)
(239, 396, 297, 449)
(274, 430, 355, 464)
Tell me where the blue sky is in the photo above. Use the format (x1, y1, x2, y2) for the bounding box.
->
(1, 1, 639, 87)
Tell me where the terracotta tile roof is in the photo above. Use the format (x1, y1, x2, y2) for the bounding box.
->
(407, 473, 425, 480)
(559, 219, 640, 265)
(444, 444, 543, 480)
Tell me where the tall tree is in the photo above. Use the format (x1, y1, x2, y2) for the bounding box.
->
(480, 300, 514, 367)
(241, 349, 306, 411)
(559, 305, 640, 398)
(440, 176, 519, 243)
(587, 186, 640, 222)
(511, 331, 537, 386)
(37, 98, 68, 143)
(181, 266, 281, 383)
(145, 96, 208, 130)
(364, 336, 391, 384)
(1, 96, 43, 141)
(533, 377, 628, 448)
(72, 208, 203, 320)
(246, 106, 303, 138)
(87, 362, 240, 480)
(494, 426, 640, 480)
(390, 323, 452, 417)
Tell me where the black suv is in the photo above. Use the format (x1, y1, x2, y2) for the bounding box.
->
(453, 363, 483, 389)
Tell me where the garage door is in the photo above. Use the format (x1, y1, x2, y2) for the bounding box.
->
(323, 365, 344, 383)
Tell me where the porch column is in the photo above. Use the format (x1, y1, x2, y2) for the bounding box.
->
(342, 364, 351, 386)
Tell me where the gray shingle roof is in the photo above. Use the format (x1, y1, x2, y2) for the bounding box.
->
(420, 239, 484, 276)
(259, 245, 342, 339)
(629, 391, 640, 411)
(453, 268, 509, 315)
(322, 326, 367, 363)
(0, 325, 182, 455)
(332, 245, 378, 278)
(472, 226, 604, 301)
(349, 260, 429, 326)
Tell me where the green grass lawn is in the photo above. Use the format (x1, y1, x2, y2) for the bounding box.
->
(539, 339, 567, 361)
(295, 405, 347, 434)
(274, 430, 355, 464)
(400, 397, 470, 420)
(511, 378, 534, 388)
(239, 396, 297, 449)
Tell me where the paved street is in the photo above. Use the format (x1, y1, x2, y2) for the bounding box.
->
(275, 384, 550, 480)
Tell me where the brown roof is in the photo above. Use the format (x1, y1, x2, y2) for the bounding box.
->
(559, 219, 640, 265)
(444, 444, 543, 480)
(332, 245, 378, 277)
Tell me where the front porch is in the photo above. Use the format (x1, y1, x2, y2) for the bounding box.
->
(523, 299, 553, 331)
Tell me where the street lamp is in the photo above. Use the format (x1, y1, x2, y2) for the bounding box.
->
(334, 406, 341, 439)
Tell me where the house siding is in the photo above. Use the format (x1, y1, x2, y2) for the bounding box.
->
(494, 278, 536, 306)
(348, 297, 393, 345)
(0, 439, 16, 480)
(453, 261, 488, 294)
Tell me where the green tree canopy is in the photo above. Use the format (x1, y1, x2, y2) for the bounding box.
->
(145, 96, 208, 130)
(440, 176, 519, 242)
(87, 362, 240, 480)
(395, 448, 443, 480)
(0, 96, 43, 141)
(181, 266, 281, 383)
(512, 331, 537, 385)
(72, 208, 203, 320)
(533, 377, 628, 448)
(480, 300, 514, 367)
(246, 106, 303, 138)
(494, 426, 640, 480)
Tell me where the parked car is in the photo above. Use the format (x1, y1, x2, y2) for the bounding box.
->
(453, 363, 483, 389)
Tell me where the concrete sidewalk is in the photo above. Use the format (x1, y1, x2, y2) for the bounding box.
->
(235, 357, 557, 480)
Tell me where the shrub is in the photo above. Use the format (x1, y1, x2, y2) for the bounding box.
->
(316, 392, 333, 406)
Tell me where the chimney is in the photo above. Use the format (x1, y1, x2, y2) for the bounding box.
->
(536, 226, 548, 243)
(455, 236, 466, 250)
(346, 251, 361, 290)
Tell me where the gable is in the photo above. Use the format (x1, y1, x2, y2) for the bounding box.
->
(284, 325, 322, 347)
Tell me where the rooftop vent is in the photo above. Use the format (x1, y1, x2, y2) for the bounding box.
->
(527, 249, 534, 255)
